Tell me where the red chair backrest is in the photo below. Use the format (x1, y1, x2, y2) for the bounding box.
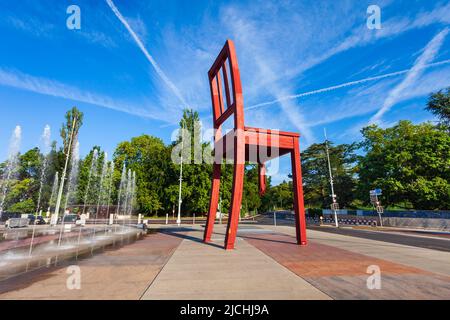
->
(208, 40, 244, 131)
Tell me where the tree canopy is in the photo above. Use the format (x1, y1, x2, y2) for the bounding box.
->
(357, 120, 450, 209)
(426, 87, 450, 130)
(1, 92, 449, 216)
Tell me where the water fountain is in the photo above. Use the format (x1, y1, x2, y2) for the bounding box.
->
(0, 127, 144, 282)
(116, 163, 127, 216)
(123, 169, 132, 215)
(89, 153, 109, 249)
(105, 162, 115, 219)
(0, 126, 21, 220)
(128, 171, 137, 215)
(95, 153, 109, 219)
(82, 149, 99, 216)
(49, 172, 59, 214)
(35, 125, 51, 215)
(64, 140, 80, 212)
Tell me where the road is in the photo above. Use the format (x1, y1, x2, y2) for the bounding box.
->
(307, 225, 450, 252)
(254, 215, 450, 252)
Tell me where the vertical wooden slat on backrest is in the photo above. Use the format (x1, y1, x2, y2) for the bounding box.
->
(226, 40, 244, 129)
(216, 71, 225, 116)
(221, 60, 232, 109)
(210, 74, 222, 126)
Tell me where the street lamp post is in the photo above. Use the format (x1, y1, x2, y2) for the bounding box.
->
(176, 122, 185, 226)
(324, 128, 339, 228)
(53, 116, 77, 225)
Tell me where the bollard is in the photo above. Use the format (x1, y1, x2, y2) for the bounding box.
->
(193, 213, 195, 225)
(138, 214, 142, 224)
(274, 211, 277, 226)
(109, 214, 114, 225)
(165, 213, 168, 225)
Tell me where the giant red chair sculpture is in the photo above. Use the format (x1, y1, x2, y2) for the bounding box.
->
(203, 40, 307, 249)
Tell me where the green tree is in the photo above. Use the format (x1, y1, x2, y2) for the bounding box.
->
(76, 146, 104, 209)
(166, 109, 213, 215)
(60, 107, 84, 155)
(114, 135, 171, 215)
(18, 148, 41, 180)
(261, 180, 293, 212)
(301, 142, 358, 208)
(357, 120, 450, 209)
(426, 87, 450, 130)
(17, 148, 42, 210)
(5, 179, 35, 213)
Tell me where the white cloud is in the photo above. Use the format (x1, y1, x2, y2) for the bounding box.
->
(105, 0, 188, 109)
(370, 27, 449, 124)
(247, 59, 450, 111)
(6, 16, 55, 38)
(0, 68, 170, 121)
(284, 2, 450, 80)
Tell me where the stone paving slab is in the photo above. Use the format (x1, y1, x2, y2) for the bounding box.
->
(268, 225, 450, 277)
(0, 232, 183, 300)
(241, 231, 450, 299)
(141, 228, 330, 300)
(1, 223, 450, 300)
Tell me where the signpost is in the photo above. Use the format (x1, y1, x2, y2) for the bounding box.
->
(324, 129, 339, 228)
(330, 201, 339, 227)
(369, 189, 383, 227)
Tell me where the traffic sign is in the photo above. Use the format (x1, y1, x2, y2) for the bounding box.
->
(331, 202, 339, 210)
(370, 194, 378, 204)
(370, 189, 382, 196)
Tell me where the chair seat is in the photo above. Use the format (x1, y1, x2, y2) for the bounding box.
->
(215, 126, 300, 162)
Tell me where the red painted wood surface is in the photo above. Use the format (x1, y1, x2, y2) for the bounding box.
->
(258, 164, 266, 196)
(204, 39, 308, 249)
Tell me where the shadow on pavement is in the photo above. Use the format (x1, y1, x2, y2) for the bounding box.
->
(156, 227, 225, 250)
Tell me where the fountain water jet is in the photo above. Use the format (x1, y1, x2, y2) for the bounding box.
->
(95, 153, 109, 220)
(35, 125, 51, 215)
(90, 153, 109, 250)
(82, 148, 99, 216)
(123, 169, 132, 216)
(29, 126, 52, 257)
(106, 162, 115, 219)
(64, 140, 80, 211)
(49, 172, 59, 215)
(0, 126, 21, 220)
(116, 163, 127, 216)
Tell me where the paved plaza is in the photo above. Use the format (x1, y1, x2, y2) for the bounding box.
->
(0, 223, 449, 300)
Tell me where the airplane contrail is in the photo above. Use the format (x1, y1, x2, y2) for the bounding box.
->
(370, 28, 449, 124)
(106, 0, 188, 108)
(246, 59, 450, 111)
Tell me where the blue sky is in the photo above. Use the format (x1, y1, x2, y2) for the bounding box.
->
(0, 0, 449, 184)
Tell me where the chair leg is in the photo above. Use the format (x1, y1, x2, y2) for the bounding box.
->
(204, 163, 221, 243)
(224, 131, 245, 250)
(291, 137, 307, 245)
(224, 162, 245, 250)
(258, 163, 266, 196)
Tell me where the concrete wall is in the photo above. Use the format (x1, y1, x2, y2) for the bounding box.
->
(381, 217, 450, 231)
(318, 210, 450, 231)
